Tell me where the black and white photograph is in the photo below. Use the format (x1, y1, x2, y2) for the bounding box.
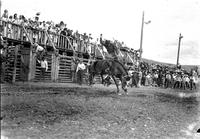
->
(1, 0, 200, 138)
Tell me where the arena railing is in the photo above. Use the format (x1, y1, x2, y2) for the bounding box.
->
(1, 20, 47, 45)
(1, 20, 95, 55)
(95, 44, 105, 59)
(127, 53, 134, 65)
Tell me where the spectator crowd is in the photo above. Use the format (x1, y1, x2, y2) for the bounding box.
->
(127, 63, 199, 91)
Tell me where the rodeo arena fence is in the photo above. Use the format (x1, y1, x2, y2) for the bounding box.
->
(0, 13, 137, 84)
(0, 11, 199, 91)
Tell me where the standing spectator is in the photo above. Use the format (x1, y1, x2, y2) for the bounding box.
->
(182, 74, 188, 90)
(1, 9, 9, 21)
(18, 15, 23, 25)
(74, 30, 80, 51)
(131, 71, 139, 88)
(87, 33, 92, 54)
(59, 21, 65, 31)
(82, 33, 87, 53)
(185, 74, 190, 89)
(32, 14, 40, 43)
(13, 13, 19, 24)
(141, 71, 146, 86)
(190, 71, 197, 90)
(165, 71, 171, 88)
(7, 16, 13, 38)
(13, 13, 20, 39)
(138, 69, 142, 87)
(145, 72, 152, 86)
(152, 71, 158, 87)
(76, 59, 86, 85)
(39, 57, 48, 81)
(174, 73, 182, 89)
(60, 28, 67, 48)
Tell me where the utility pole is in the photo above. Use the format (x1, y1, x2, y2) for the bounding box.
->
(0, 0, 1, 17)
(139, 11, 151, 61)
(139, 11, 144, 61)
(176, 33, 183, 66)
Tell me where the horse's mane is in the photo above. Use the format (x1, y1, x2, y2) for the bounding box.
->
(112, 60, 128, 75)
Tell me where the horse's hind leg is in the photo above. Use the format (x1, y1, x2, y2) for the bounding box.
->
(111, 75, 119, 94)
(100, 73, 104, 84)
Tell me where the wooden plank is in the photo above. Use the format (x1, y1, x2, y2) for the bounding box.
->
(12, 45, 19, 83)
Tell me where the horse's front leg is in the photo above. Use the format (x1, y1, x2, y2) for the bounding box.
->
(111, 75, 119, 94)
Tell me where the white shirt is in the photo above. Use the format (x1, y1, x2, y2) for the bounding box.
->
(40, 60, 48, 71)
(154, 73, 158, 78)
(76, 63, 86, 72)
(36, 45, 44, 52)
(0, 49, 4, 55)
(185, 77, 190, 82)
(146, 74, 151, 79)
(128, 70, 134, 75)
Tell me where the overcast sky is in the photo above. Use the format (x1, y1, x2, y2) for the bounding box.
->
(1, 0, 200, 65)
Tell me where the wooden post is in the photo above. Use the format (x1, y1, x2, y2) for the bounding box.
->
(51, 53, 56, 81)
(12, 45, 19, 83)
(31, 52, 36, 80)
(28, 44, 33, 81)
(55, 55, 59, 82)
(51, 53, 59, 82)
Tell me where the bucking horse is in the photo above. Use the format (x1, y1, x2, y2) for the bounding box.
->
(89, 59, 130, 94)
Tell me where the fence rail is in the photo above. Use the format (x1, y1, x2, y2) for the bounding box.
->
(1, 20, 97, 55)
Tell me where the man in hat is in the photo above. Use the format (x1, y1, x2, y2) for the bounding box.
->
(165, 71, 171, 88)
(76, 58, 86, 85)
(34, 43, 46, 61)
(1, 9, 9, 21)
(39, 57, 48, 81)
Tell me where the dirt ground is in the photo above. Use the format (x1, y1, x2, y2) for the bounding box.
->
(1, 82, 200, 139)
